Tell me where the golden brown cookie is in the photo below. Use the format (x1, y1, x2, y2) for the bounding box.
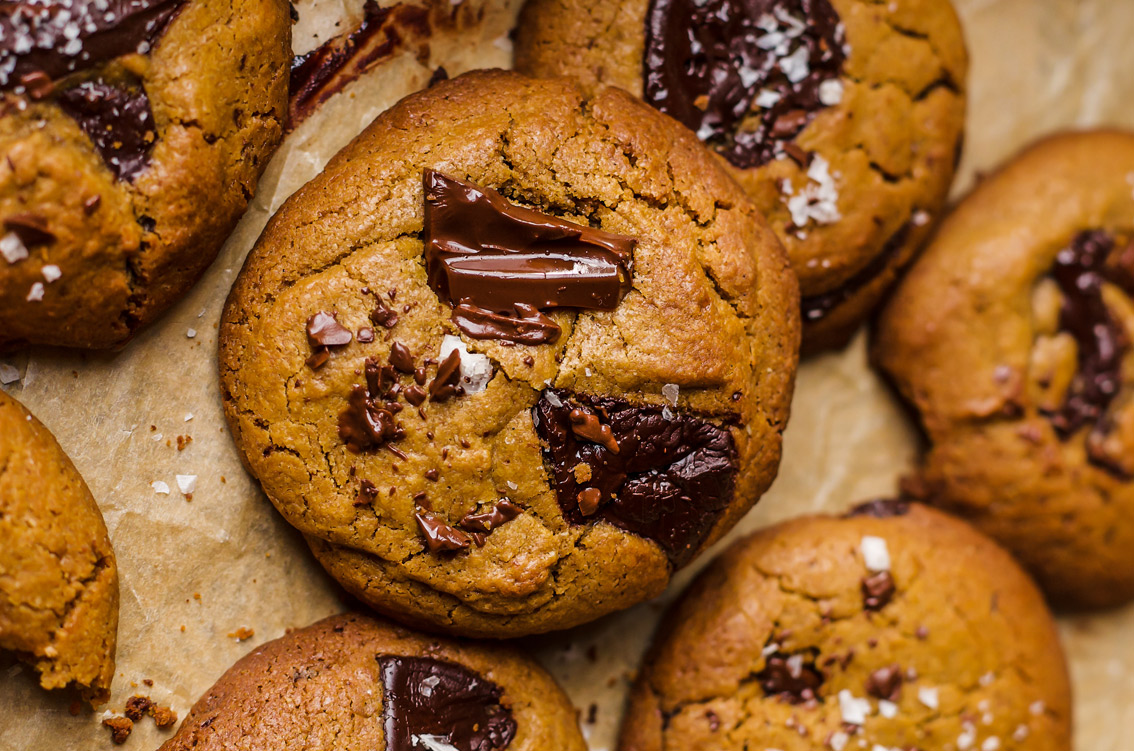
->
(220, 70, 799, 637)
(159, 612, 587, 751)
(0, 390, 119, 705)
(874, 131, 1134, 609)
(515, 0, 967, 350)
(0, 0, 291, 350)
(619, 502, 1071, 751)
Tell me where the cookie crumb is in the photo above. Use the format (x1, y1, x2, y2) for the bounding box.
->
(102, 716, 133, 744)
(229, 627, 255, 641)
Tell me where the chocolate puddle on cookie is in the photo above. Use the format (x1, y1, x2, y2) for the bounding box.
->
(1041, 229, 1134, 474)
(423, 170, 637, 345)
(532, 389, 738, 566)
(378, 655, 517, 751)
(56, 79, 159, 182)
(643, 0, 847, 169)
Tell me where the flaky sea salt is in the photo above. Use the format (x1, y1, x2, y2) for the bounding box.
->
(439, 335, 492, 395)
(176, 475, 197, 495)
(860, 535, 891, 572)
(415, 736, 460, 751)
(754, 89, 782, 108)
(662, 383, 679, 406)
(152, 480, 170, 495)
(779, 45, 811, 83)
(838, 690, 871, 725)
(41, 264, 61, 282)
(828, 731, 849, 751)
(0, 232, 28, 264)
(187, 328, 197, 338)
(878, 700, 898, 718)
(26, 282, 44, 302)
(784, 155, 842, 228)
(918, 686, 939, 709)
(0, 363, 20, 385)
(818, 78, 844, 106)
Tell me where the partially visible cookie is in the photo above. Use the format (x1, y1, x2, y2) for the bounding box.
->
(515, 0, 967, 350)
(874, 131, 1134, 609)
(619, 502, 1071, 751)
(159, 613, 587, 751)
(0, 390, 119, 705)
(0, 0, 290, 349)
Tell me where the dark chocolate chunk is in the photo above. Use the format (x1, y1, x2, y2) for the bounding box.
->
(378, 655, 517, 751)
(532, 389, 739, 566)
(404, 385, 427, 406)
(428, 66, 449, 87)
(756, 650, 823, 704)
(845, 499, 911, 519)
(56, 79, 157, 182)
(307, 311, 354, 348)
(0, 1, 186, 92)
(861, 570, 895, 611)
(414, 511, 471, 553)
(423, 170, 636, 341)
(3, 213, 54, 246)
(339, 385, 404, 452)
(306, 348, 330, 370)
(389, 342, 415, 373)
(371, 300, 400, 328)
(357, 326, 376, 343)
(801, 221, 911, 323)
(428, 348, 463, 402)
(864, 664, 903, 701)
(452, 302, 561, 345)
(643, 0, 847, 169)
(459, 500, 522, 534)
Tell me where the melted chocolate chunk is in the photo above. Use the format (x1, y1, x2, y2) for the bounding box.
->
(3, 213, 54, 246)
(801, 221, 911, 323)
(861, 570, 895, 611)
(1043, 231, 1134, 456)
(643, 0, 846, 169)
(371, 300, 400, 328)
(289, 1, 429, 129)
(389, 342, 415, 373)
(378, 655, 517, 751)
(428, 348, 463, 402)
(414, 511, 471, 553)
(845, 499, 911, 519)
(0, 0, 186, 91)
(757, 650, 823, 704)
(532, 389, 738, 566)
(338, 359, 406, 452)
(355, 479, 380, 507)
(307, 311, 354, 347)
(459, 500, 522, 534)
(423, 170, 636, 344)
(56, 79, 156, 181)
(865, 664, 903, 701)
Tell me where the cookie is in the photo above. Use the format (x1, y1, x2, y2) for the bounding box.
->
(219, 69, 799, 637)
(874, 131, 1134, 609)
(0, 390, 119, 705)
(0, 0, 291, 349)
(159, 612, 587, 751)
(515, 0, 967, 350)
(619, 501, 1071, 751)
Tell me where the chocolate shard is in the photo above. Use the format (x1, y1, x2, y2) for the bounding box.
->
(378, 655, 517, 751)
(423, 169, 636, 321)
(56, 80, 157, 182)
(532, 389, 738, 566)
(643, 0, 847, 169)
(459, 500, 522, 534)
(0, 0, 187, 92)
(845, 499, 911, 519)
(453, 302, 561, 345)
(865, 664, 903, 701)
(3, 213, 55, 246)
(861, 570, 895, 611)
(307, 311, 354, 348)
(756, 650, 824, 704)
(428, 348, 463, 402)
(414, 511, 471, 553)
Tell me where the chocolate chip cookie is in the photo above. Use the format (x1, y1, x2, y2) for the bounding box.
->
(0, 0, 291, 350)
(515, 0, 967, 350)
(874, 131, 1134, 609)
(0, 390, 119, 705)
(159, 613, 587, 751)
(619, 501, 1071, 751)
(220, 70, 799, 637)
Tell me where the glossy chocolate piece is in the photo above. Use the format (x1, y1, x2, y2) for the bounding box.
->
(757, 651, 823, 704)
(453, 302, 561, 345)
(428, 348, 463, 402)
(532, 389, 738, 566)
(338, 359, 406, 452)
(423, 170, 636, 341)
(801, 221, 910, 323)
(459, 500, 522, 534)
(415, 511, 471, 553)
(0, 0, 186, 91)
(378, 655, 517, 751)
(307, 312, 353, 347)
(861, 570, 895, 611)
(643, 0, 846, 169)
(56, 79, 157, 181)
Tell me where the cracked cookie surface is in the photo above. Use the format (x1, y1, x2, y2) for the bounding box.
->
(0, 0, 290, 350)
(514, 0, 967, 350)
(618, 502, 1071, 751)
(0, 390, 119, 705)
(219, 70, 799, 637)
(159, 612, 586, 751)
(874, 131, 1134, 609)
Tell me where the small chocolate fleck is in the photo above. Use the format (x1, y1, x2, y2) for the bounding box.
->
(413, 366, 428, 385)
(424, 468, 439, 482)
(83, 195, 103, 215)
(865, 664, 903, 701)
(390, 342, 415, 373)
(757, 651, 823, 704)
(862, 570, 895, 611)
(18, 70, 53, 99)
(305, 348, 330, 370)
(428, 348, 463, 402)
(414, 510, 471, 553)
(338, 365, 406, 453)
(459, 499, 522, 533)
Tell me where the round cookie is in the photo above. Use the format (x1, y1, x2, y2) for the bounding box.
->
(874, 131, 1134, 609)
(159, 612, 587, 751)
(0, 0, 290, 350)
(619, 501, 1071, 751)
(515, 0, 967, 350)
(220, 69, 799, 637)
(0, 390, 119, 705)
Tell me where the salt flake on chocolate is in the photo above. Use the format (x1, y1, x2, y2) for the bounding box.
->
(785, 155, 842, 227)
(439, 335, 492, 394)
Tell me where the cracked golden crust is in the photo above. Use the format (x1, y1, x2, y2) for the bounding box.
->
(219, 70, 799, 637)
(874, 131, 1134, 609)
(0, 0, 290, 350)
(619, 504, 1071, 751)
(0, 390, 118, 705)
(514, 0, 968, 351)
(158, 613, 587, 751)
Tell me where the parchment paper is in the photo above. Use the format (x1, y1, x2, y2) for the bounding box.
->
(2, 1, 1133, 748)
